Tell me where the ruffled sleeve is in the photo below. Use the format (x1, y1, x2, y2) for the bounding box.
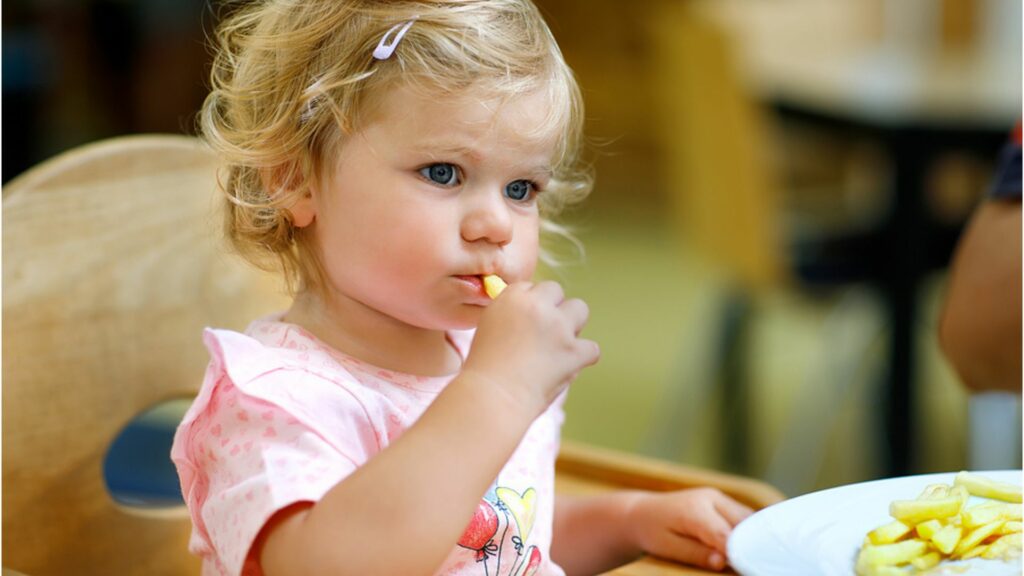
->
(171, 328, 391, 576)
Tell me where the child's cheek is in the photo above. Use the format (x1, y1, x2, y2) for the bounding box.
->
(518, 221, 541, 278)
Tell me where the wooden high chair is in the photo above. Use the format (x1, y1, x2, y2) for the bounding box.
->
(2, 135, 783, 576)
(2, 135, 289, 576)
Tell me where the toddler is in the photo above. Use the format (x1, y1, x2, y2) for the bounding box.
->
(171, 1, 752, 575)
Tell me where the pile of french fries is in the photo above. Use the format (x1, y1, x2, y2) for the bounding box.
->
(856, 471, 1022, 575)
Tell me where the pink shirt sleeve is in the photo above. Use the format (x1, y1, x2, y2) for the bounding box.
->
(172, 329, 388, 576)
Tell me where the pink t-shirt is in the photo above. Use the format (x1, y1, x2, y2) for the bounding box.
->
(171, 317, 567, 576)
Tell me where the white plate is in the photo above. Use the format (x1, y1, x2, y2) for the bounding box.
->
(728, 470, 1022, 576)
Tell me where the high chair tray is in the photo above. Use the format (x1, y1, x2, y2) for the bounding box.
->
(555, 440, 785, 575)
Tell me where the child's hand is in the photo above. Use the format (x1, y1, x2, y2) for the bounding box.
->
(625, 488, 754, 571)
(462, 280, 599, 418)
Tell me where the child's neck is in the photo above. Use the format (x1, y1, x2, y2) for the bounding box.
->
(283, 290, 462, 378)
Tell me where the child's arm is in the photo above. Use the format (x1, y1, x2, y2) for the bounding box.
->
(257, 372, 539, 575)
(257, 281, 599, 576)
(938, 197, 1022, 392)
(551, 489, 753, 575)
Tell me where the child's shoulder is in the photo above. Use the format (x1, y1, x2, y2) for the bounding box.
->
(201, 316, 356, 389)
(191, 321, 391, 433)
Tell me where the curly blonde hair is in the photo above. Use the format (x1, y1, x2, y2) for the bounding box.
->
(202, 0, 592, 293)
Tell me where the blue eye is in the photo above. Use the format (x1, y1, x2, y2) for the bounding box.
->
(419, 163, 460, 186)
(505, 180, 535, 201)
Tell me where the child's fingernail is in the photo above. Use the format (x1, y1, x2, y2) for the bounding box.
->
(709, 552, 725, 570)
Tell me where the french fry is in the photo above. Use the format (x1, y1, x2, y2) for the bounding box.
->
(954, 471, 1023, 503)
(950, 485, 970, 513)
(859, 566, 908, 576)
(857, 473, 1021, 574)
(915, 519, 942, 540)
(961, 543, 988, 560)
(867, 520, 912, 545)
(890, 496, 961, 524)
(909, 550, 941, 571)
(931, 524, 962, 555)
(954, 520, 1003, 557)
(999, 520, 1022, 535)
(961, 502, 1022, 528)
(856, 539, 928, 574)
(981, 532, 1022, 560)
(482, 274, 507, 299)
(919, 484, 950, 499)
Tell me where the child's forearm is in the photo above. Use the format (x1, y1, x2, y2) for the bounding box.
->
(551, 492, 645, 575)
(258, 373, 540, 576)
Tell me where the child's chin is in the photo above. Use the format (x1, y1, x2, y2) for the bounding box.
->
(444, 308, 485, 331)
(404, 310, 480, 332)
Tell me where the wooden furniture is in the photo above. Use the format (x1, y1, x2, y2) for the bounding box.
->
(2, 135, 289, 576)
(2, 135, 783, 576)
(556, 441, 784, 575)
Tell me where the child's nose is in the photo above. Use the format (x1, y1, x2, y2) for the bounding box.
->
(460, 189, 513, 246)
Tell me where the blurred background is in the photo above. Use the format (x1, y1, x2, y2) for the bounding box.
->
(3, 0, 1021, 500)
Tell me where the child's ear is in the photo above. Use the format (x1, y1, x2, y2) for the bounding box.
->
(287, 191, 316, 228)
(260, 164, 317, 228)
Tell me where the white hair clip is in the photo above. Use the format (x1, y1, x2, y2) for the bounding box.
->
(372, 18, 417, 60)
(300, 78, 324, 123)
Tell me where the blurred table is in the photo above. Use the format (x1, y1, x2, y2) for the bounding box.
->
(697, 0, 1020, 477)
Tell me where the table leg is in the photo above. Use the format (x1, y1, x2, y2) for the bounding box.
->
(879, 130, 931, 477)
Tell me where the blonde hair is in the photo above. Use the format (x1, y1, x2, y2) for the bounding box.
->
(203, 0, 592, 293)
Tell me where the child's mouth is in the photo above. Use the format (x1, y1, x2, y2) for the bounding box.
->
(454, 274, 506, 300)
(454, 275, 487, 297)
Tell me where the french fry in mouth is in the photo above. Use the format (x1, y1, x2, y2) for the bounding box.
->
(482, 274, 507, 299)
